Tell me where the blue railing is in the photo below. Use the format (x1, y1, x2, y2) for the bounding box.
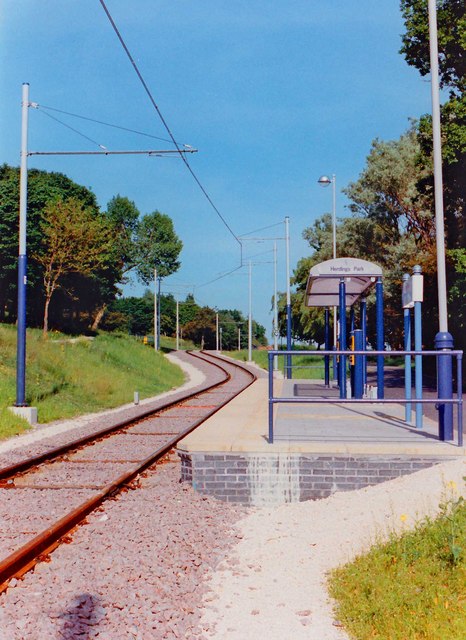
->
(267, 349, 463, 447)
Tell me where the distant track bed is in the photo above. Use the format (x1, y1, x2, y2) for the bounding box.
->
(0, 350, 255, 593)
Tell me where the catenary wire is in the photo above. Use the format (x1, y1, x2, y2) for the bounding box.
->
(38, 104, 185, 147)
(195, 265, 244, 289)
(36, 109, 108, 150)
(239, 221, 284, 237)
(98, 0, 241, 249)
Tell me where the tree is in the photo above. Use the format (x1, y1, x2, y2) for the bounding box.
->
(344, 128, 434, 248)
(135, 211, 183, 284)
(179, 293, 200, 326)
(183, 307, 217, 349)
(108, 294, 153, 335)
(0, 164, 99, 323)
(400, 0, 465, 95)
(89, 195, 141, 331)
(33, 197, 113, 335)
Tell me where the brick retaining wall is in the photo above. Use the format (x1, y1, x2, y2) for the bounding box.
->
(178, 451, 456, 506)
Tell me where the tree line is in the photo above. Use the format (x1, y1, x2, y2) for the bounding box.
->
(278, 0, 465, 357)
(0, 164, 267, 348)
(106, 292, 267, 350)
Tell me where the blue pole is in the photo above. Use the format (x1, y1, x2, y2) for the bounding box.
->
(16, 83, 29, 407)
(157, 276, 161, 350)
(414, 297, 423, 429)
(376, 277, 384, 399)
(353, 329, 364, 399)
(268, 352, 274, 443)
(404, 306, 412, 424)
(286, 303, 292, 379)
(324, 307, 330, 387)
(360, 297, 367, 388)
(435, 331, 454, 441)
(16, 255, 27, 406)
(457, 353, 463, 448)
(339, 278, 347, 399)
(349, 307, 355, 397)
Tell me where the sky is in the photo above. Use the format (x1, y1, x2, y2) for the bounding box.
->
(0, 1, 434, 339)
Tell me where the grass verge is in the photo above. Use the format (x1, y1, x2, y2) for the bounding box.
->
(228, 349, 326, 379)
(328, 491, 466, 639)
(0, 324, 185, 439)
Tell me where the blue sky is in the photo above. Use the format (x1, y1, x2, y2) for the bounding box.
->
(1, 1, 433, 338)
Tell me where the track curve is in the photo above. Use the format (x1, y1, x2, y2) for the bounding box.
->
(0, 350, 255, 592)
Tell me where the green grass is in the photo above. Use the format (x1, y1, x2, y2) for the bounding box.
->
(228, 349, 326, 379)
(159, 335, 196, 352)
(329, 492, 466, 639)
(0, 324, 185, 439)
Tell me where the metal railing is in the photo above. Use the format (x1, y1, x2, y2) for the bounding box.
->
(267, 349, 463, 446)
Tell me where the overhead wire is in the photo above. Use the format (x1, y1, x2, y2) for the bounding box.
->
(195, 265, 244, 289)
(239, 221, 284, 238)
(98, 0, 241, 250)
(38, 104, 186, 147)
(35, 108, 108, 150)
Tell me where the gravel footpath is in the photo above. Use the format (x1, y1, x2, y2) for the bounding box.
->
(198, 457, 465, 640)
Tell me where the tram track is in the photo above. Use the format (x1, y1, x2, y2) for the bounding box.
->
(0, 350, 256, 593)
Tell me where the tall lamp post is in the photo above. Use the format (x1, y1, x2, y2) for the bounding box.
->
(428, 0, 453, 440)
(318, 174, 338, 379)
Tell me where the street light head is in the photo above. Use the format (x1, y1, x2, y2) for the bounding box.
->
(318, 175, 332, 187)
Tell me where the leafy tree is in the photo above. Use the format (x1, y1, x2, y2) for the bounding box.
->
(87, 195, 142, 331)
(179, 293, 200, 325)
(400, 0, 465, 95)
(135, 211, 183, 284)
(183, 307, 217, 349)
(0, 164, 98, 323)
(107, 295, 153, 335)
(106, 195, 140, 270)
(344, 128, 434, 248)
(33, 197, 113, 335)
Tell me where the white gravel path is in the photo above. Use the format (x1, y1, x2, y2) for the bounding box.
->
(199, 457, 465, 640)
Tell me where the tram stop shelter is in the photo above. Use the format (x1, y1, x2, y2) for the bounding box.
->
(305, 257, 382, 308)
(305, 257, 384, 399)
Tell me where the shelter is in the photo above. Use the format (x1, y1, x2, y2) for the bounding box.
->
(305, 257, 383, 307)
(304, 257, 384, 400)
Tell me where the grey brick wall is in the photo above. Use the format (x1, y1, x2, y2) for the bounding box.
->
(178, 451, 455, 506)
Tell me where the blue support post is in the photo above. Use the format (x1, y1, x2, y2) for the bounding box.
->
(360, 297, 367, 388)
(457, 353, 463, 448)
(414, 297, 423, 429)
(339, 278, 347, 399)
(353, 329, 364, 399)
(16, 83, 29, 408)
(376, 276, 384, 399)
(404, 306, 412, 424)
(324, 308, 330, 387)
(16, 254, 27, 406)
(435, 331, 454, 441)
(157, 276, 161, 350)
(349, 307, 355, 397)
(268, 351, 274, 443)
(286, 303, 292, 379)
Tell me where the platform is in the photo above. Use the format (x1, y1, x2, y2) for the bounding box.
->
(177, 377, 464, 506)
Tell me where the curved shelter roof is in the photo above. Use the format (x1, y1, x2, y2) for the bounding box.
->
(305, 257, 383, 308)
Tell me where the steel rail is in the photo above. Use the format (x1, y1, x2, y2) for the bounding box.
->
(0, 352, 255, 591)
(0, 352, 231, 481)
